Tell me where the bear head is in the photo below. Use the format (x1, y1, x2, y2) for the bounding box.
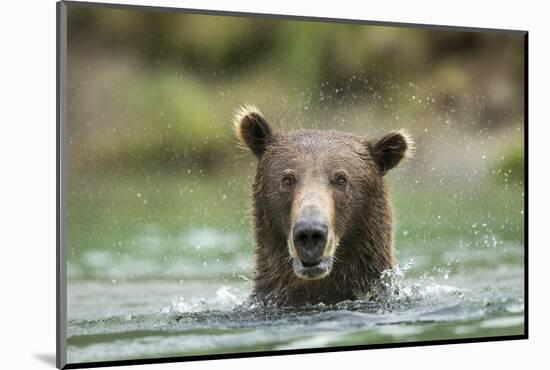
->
(234, 105, 413, 283)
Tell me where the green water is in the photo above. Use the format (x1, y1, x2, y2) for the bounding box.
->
(66, 173, 525, 364)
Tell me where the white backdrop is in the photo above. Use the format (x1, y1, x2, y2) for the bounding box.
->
(0, 0, 546, 369)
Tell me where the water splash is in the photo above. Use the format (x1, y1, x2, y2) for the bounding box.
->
(350, 259, 463, 312)
(163, 286, 247, 315)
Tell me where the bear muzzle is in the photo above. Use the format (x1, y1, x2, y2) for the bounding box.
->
(293, 217, 327, 265)
(290, 216, 334, 279)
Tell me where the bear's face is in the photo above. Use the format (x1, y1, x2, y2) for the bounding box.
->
(234, 106, 413, 280)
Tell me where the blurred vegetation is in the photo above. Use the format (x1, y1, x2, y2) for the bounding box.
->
(492, 146, 525, 184)
(67, 6, 525, 177)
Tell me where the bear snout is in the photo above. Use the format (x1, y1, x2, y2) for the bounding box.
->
(292, 217, 328, 266)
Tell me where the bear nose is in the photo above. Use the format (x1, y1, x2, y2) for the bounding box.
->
(292, 217, 328, 266)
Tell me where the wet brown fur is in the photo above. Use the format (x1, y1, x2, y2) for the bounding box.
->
(234, 107, 412, 306)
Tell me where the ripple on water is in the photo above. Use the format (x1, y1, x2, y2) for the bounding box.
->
(67, 261, 525, 363)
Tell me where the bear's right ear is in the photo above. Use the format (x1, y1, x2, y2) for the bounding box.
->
(233, 105, 274, 159)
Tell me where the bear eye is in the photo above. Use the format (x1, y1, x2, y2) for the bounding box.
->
(281, 174, 296, 189)
(334, 173, 348, 187)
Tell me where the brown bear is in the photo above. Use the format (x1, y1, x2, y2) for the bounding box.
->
(233, 105, 413, 306)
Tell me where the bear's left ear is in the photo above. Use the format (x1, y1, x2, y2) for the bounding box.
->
(369, 129, 414, 175)
(233, 105, 274, 159)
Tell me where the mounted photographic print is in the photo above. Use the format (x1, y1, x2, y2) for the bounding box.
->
(56, 1, 527, 368)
